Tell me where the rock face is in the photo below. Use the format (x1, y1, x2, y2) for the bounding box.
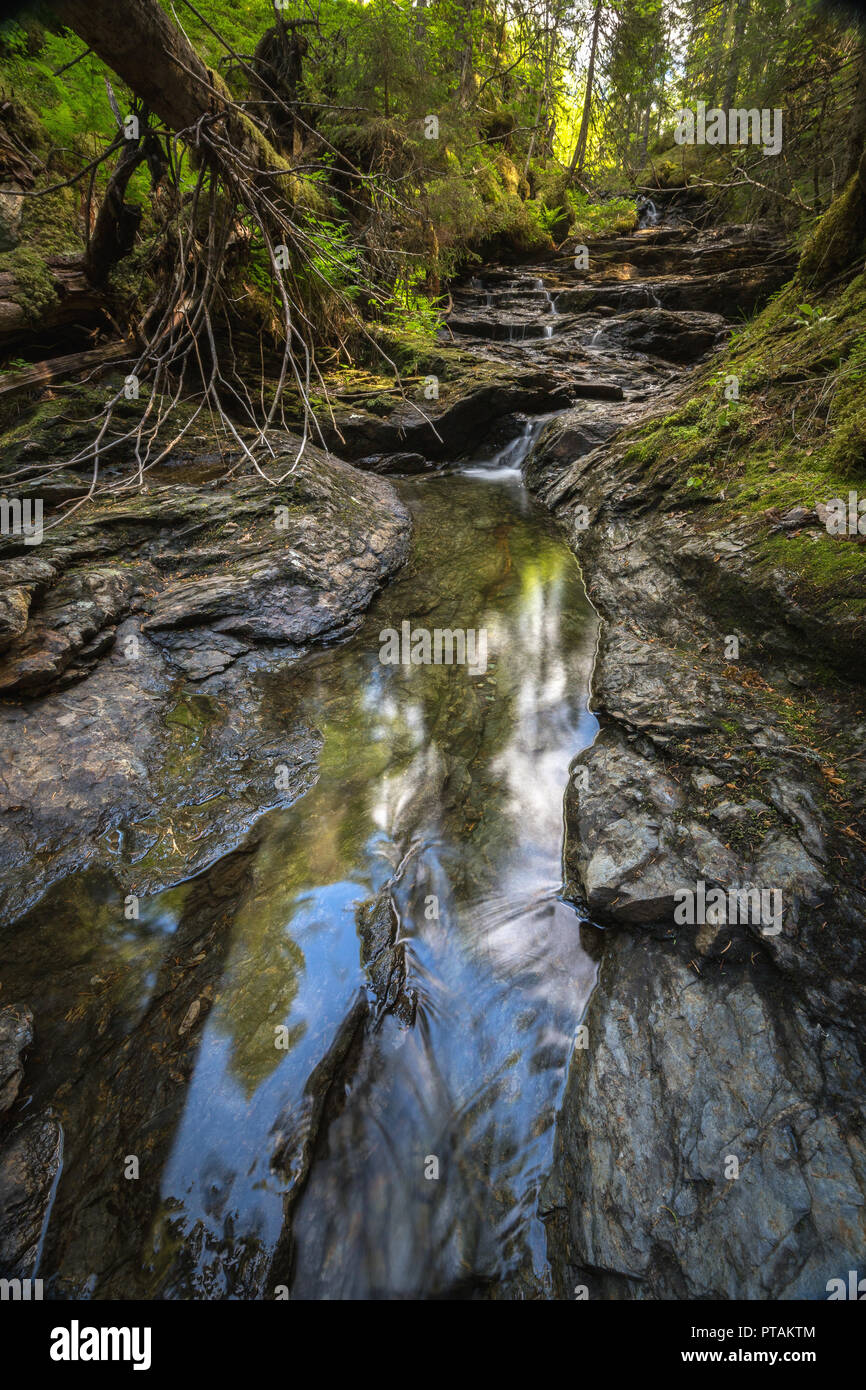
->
(0, 1003, 62, 1280)
(0, 1004, 32, 1114)
(0, 439, 412, 923)
(518, 223, 866, 1300)
(581, 308, 727, 361)
(543, 931, 866, 1299)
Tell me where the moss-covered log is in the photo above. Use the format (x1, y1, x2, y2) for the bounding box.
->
(54, 0, 300, 204)
(798, 146, 866, 287)
(0, 251, 107, 347)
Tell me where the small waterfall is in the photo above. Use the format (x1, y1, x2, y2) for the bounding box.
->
(461, 416, 553, 479)
(636, 196, 660, 229)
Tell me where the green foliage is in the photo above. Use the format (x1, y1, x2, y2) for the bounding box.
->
(793, 302, 836, 328)
(566, 193, 637, 241)
(534, 203, 565, 234)
(2, 0, 862, 360)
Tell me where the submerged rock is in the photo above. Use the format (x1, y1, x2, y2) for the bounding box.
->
(0, 1114, 63, 1278)
(0, 1002, 62, 1281)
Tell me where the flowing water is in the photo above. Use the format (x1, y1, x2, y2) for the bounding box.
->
(4, 433, 600, 1298)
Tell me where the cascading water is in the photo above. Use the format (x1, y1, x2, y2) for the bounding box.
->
(636, 195, 660, 228)
(462, 416, 556, 480)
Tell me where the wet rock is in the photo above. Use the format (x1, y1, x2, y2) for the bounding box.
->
(356, 890, 416, 1027)
(566, 723, 740, 925)
(0, 441, 411, 922)
(545, 930, 866, 1299)
(0, 567, 138, 695)
(522, 401, 647, 493)
(558, 265, 792, 319)
(0, 1114, 63, 1277)
(27, 840, 264, 1296)
(528, 403, 866, 673)
(356, 451, 431, 475)
(0, 556, 56, 652)
(574, 223, 786, 274)
(268, 990, 370, 1292)
(524, 226, 866, 1301)
(583, 308, 727, 362)
(320, 363, 573, 461)
(0, 1004, 32, 1114)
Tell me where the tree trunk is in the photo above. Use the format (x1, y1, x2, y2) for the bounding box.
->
(799, 144, 866, 286)
(54, 0, 296, 199)
(843, 36, 866, 186)
(722, 0, 750, 111)
(523, 7, 553, 179)
(638, 97, 652, 166)
(567, 0, 602, 183)
(85, 139, 146, 286)
(457, 0, 478, 109)
(0, 338, 133, 403)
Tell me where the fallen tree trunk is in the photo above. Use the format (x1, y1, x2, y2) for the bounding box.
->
(54, 0, 299, 202)
(33, 1, 328, 496)
(0, 338, 133, 403)
(0, 256, 108, 348)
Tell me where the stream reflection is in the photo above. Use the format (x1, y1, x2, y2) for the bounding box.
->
(4, 465, 599, 1299)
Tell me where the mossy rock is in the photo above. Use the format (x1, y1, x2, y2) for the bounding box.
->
(494, 153, 522, 197)
(0, 244, 58, 322)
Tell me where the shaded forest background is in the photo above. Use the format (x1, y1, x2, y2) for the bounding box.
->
(0, 0, 864, 478)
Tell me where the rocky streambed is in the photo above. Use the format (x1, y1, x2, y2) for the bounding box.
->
(0, 214, 863, 1298)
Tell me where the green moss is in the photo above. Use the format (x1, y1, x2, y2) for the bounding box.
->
(798, 148, 866, 288)
(0, 244, 59, 323)
(614, 258, 866, 626)
(106, 238, 159, 319)
(19, 184, 82, 255)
